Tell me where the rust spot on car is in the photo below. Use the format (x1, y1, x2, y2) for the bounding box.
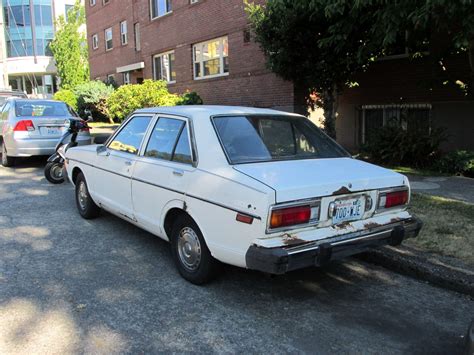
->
(390, 217, 401, 223)
(364, 222, 381, 229)
(332, 221, 351, 230)
(282, 234, 306, 246)
(332, 186, 351, 196)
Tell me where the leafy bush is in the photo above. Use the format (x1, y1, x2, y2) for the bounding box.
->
(106, 80, 181, 121)
(178, 91, 203, 105)
(53, 89, 78, 111)
(434, 150, 474, 177)
(361, 126, 446, 168)
(74, 81, 115, 123)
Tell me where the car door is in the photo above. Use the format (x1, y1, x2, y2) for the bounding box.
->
(92, 114, 153, 219)
(131, 115, 196, 236)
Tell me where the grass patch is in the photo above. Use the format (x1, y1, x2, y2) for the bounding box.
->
(389, 166, 448, 177)
(407, 193, 474, 265)
(88, 122, 120, 128)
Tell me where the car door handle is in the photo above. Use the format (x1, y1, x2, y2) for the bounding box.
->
(173, 169, 184, 176)
(125, 161, 132, 166)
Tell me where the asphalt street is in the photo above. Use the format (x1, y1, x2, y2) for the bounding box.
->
(0, 158, 473, 354)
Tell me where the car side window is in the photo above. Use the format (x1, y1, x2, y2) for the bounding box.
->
(108, 115, 152, 155)
(1, 103, 10, 121)
(144, 117, 193, 164)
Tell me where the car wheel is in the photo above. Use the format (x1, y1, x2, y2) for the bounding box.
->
(1, 141, 15, 167)
(170, 214, 219, 285)
(75, 172, 100, 219)
(44, 162, 65, 184)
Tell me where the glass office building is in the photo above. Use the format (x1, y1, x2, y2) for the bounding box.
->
(3, 0, 54, 57)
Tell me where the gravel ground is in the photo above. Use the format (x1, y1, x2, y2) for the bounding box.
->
(0, 158, 473, 354)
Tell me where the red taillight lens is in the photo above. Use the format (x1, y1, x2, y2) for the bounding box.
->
(270, 205, 311, 229)
(80, 120, 90, 132)
(380, 189, 409, 209)
(14, 120, 35, 132)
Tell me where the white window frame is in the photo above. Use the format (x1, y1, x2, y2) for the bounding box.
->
(90, 0, 96, 6)
(153, 50, 176, 83)
(123, 72, 130, 85)
(190, 0, 199, 3)
(105, 27, 113, 51)
(134, 23, 141, 51)
(120, 21, 128, 45)
(92, 34, 98, 50)
(150, 0, 172, 20)
(193, 36, 229, 80)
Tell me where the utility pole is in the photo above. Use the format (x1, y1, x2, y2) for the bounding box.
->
(29, 0, 37, 64)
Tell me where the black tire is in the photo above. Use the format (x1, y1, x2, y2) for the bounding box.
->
(75, 172, 100, 219)
(44, 162, 65, 184)
(1, 141, 15, 167)
(170, 214, 219, 285)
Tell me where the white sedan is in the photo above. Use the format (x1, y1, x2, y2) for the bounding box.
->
(65, 106, 422, 284)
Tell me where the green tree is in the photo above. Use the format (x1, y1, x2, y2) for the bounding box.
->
(50, 0, 89, 90)
(246, 0, 474, 138)
(74, 81, 115, 123)
(53, 89, 78, 111)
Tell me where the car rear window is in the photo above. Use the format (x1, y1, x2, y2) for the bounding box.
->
(213, 115, 349, 164)
(15, 100, 76, 117)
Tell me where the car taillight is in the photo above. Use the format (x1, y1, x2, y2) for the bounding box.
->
(80, 120, 90, 132)
(14, 120, 35, 132)
(270, 205, 311, 229)
(378, 189, 409, 209)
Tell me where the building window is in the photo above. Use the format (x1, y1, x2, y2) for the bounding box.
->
(120, 21, 128, 45)
(360, 104, 431, 144)
(150, 0, 171, 19)
(123, 72, 130, 85)
(4, 2, 54, 58)
(65, 4, 74, 21)
(90, 0, 96, 6)
(134, 23, 141, 51)
(105, 27, 113, 51)
(190, 0, 199, 3)
(193, 36, 229, 80)
(153, 51, 175, 83)
(103, 0, 110, 5)
(92, 34, 98, 50)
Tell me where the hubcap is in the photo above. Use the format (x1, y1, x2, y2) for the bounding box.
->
(177, 227, 201, 271)
(78, 181, 88, 210)
(50, 164, 63, 180)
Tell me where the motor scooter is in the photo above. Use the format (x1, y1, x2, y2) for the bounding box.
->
(44, 114, 92, 184)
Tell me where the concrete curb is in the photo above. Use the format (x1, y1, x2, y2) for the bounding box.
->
(359, 246, 474, 297)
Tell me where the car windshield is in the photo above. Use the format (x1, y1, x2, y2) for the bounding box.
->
(15, 100, 76, 117)
(213, 115, 350, 164)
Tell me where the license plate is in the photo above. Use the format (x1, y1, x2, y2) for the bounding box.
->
(41, 127, 62, 135)
(332, 197, 364, 224)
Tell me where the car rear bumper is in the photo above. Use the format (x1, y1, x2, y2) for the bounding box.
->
(245, 217, 423, 274)
(7, 136, 92, 157)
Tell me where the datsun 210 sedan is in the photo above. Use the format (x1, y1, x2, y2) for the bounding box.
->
(65, 106, 422, 284)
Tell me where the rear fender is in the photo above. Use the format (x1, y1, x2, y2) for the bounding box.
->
(47, 153, 63, 163)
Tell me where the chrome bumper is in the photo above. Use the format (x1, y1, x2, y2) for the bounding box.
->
(245, 217, 423, 274)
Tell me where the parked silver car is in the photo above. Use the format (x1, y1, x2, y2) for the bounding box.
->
(0, 98, 92, 167)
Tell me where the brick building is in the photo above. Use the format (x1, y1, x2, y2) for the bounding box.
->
(85, 0, 303, 113)
(336, 52, 474, 152)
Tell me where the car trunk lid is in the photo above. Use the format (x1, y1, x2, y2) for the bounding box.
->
(233, 158, 407, 203)
(19, 117, 70, 139)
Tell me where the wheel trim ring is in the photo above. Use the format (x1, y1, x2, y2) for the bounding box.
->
(177, 227, 202, 271)
(50, 164, 63, 181)
(78, 181, 88, 210)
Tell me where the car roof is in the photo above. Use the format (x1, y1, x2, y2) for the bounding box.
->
(134, 105, 302, 118)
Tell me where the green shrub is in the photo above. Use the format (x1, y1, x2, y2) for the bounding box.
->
(361, 126, 446, 168)
(106, 80, 181, 122)
(434, 150, 474, 177)
(74, 80, 115, 123)
(53, 89, 78, 111)
(178, 91, 203, 105)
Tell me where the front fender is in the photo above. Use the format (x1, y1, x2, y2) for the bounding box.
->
(47, 153, 63, 163)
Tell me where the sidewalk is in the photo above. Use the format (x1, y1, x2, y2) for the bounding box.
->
(408, 175, 474, 204)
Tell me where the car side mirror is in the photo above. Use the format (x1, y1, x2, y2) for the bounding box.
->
(96, 145, 107, 155)
(84, 109, 93, 122)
